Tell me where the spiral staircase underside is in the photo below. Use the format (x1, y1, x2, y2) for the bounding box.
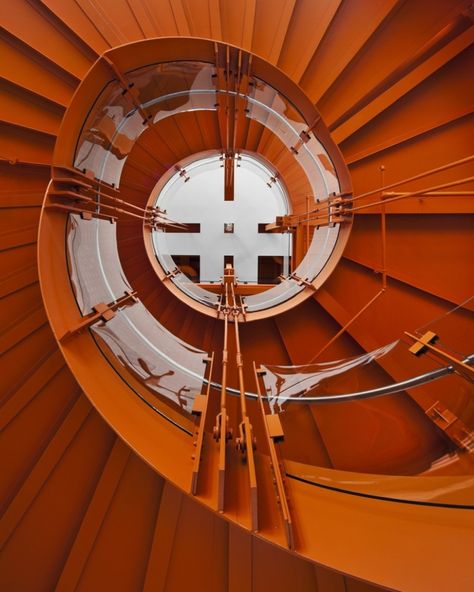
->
(1, 1, 473, 591)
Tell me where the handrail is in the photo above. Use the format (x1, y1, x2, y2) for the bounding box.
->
(207, 362, 469, 404)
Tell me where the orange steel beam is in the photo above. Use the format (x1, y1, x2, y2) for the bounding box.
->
(45, 202, 117, 223)
(53, 177, 150, 216)
(234, 51, 252, 152)
(224, 154, 234, 201)
(225, 45, 234, 156)
(254, 364, 294, 549)
(215, 44, 237, 161)
(54, 165, 122, 193)
(0, 396, 91, 550)
(220, 47, 251, 202)
(55, 439, 131, 592)
(199, 283, 274, 295)
(232, 49, 242, 155)
(0, 155, 51, 167)
(190, 353, 215, 495)
(214, 43, 227, 151)
(213, 282, 232, 513)
(332, 23, 474, 143)
(231, 281, 258, 531)
(59, 292, 137, 342)
(48, 189, 147, 221)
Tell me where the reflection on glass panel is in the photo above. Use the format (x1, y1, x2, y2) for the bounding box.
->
(74, 81, 141, 186)
(256, 332, 474, 491)
(124, 62, 218, 154)
(293, 225, 339, 282)
(153, 227, 220, 307)
(127, 61, 216, 108)
(74, 62, 217, 187)
(243, 97, 329, 199)
(260, 340, 449, 411)
(67, 213, 132, 315)
(172, 271, 220, 307)
(91, 301, 208, 417)
(246, 77, 340, 200)
(250, 77, 306, 132)
(305, 136, 339, 195)
(245, 278, 304, 312)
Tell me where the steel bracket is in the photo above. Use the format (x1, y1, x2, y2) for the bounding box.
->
(60, 291, 137, 342)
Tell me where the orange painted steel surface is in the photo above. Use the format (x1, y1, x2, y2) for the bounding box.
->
(1, 1, 474, 591)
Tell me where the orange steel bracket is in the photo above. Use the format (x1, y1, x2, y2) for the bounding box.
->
(59, 291, 137, 342)
(231, 282, 258, 532)
(45, 168, 152, 223)
(213, 282, 233, 512)
(224, 154, 235, 201)
(254, 364, 294, 549)
(45, 202, 118, 223)
(190, 353, 215, 495)
(425, 400, 474, 453)
(405, 330, 474, 452)
(405, 330, 474, 382)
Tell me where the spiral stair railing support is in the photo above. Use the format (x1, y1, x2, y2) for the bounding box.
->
(35, 36, 474, 591)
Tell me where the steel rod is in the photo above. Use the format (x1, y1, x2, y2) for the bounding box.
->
(312, 289, 385, 361)
(293, 155, 474, 223)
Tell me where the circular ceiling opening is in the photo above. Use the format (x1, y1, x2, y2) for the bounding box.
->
(152, 152, 292, 285)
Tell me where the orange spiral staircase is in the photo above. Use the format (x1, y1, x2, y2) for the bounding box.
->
(1, 1, 473, 591)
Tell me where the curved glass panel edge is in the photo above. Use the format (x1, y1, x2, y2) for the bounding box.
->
(89, 302, 208, 432)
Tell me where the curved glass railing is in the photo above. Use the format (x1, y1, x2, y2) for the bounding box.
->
(76, 60, 339, 197)
(253, 309, 474, 505)
(67, 213, 133, 314)
(73, 58, 345, 312)
(90, 301, 208, 425)
(259, 340, 450, 410)
(171, 270, 220, 308)
(66, 212, 208, 431)
(244, 277, 304, 312)
(66, 207, 474, 502)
